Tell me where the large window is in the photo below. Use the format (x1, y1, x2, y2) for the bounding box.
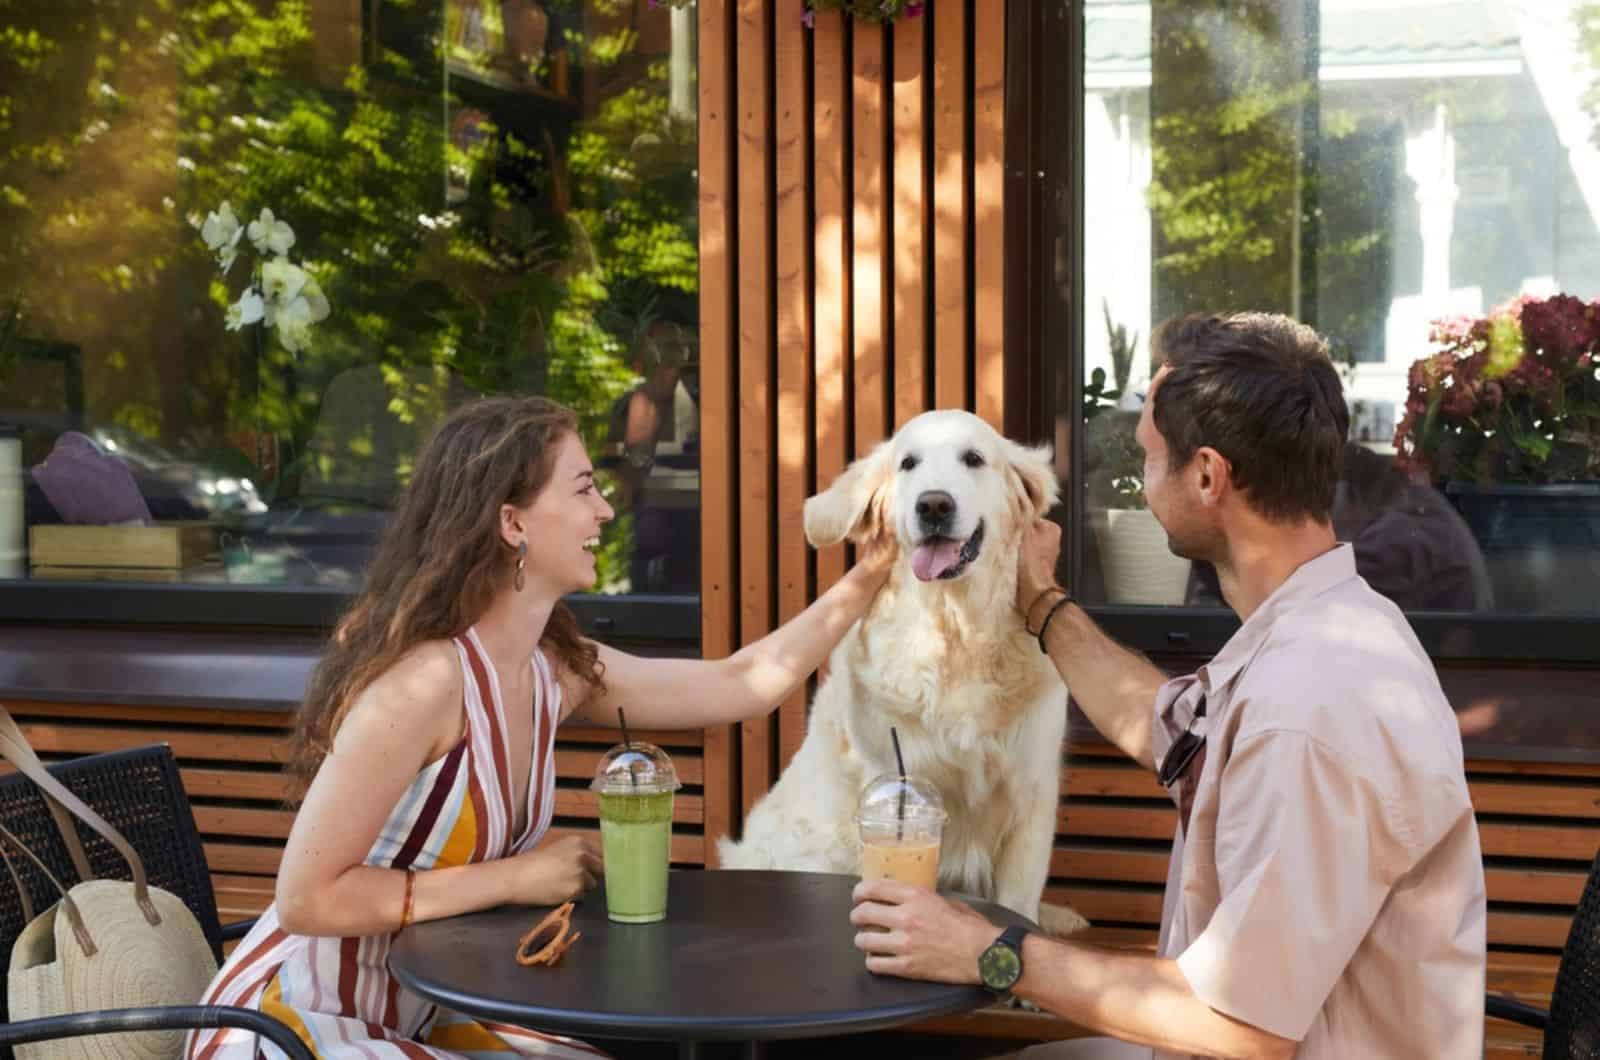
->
(1031, 0, 1600, 661)
(0, 0, 699, 634)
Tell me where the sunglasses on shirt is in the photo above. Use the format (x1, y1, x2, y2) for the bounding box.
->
(1157, 695, 1207, 789)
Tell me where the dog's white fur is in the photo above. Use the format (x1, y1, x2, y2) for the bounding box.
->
(719, 410, 1087, 936)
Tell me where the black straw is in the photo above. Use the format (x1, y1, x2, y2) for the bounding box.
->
(618, 707, 639, 789)
(890, 726, 907, 841)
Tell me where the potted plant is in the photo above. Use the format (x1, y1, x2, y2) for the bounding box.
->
(1082, 310, 1192, 606)
(1393, 293, 1600, 612)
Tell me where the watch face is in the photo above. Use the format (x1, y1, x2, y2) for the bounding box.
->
(979, 940, 1022, 991)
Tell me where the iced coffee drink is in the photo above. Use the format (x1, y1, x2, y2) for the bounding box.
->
(592, 741, 681, 923)
(857, 773, 947, 890)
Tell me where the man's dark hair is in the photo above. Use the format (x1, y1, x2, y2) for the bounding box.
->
(1149, 312, 1348, 523)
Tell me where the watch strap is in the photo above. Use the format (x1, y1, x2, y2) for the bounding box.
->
(997, 923, 1030, 952)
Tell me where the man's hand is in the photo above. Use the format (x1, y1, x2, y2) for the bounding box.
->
(1016, 517, 1064, 620)
(850, 879, 998, 985)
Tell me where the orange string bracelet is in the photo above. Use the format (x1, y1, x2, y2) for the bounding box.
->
(399, 869, 416, 931)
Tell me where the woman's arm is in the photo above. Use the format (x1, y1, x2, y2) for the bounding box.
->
(275, 642, 602, 937)
(566, 547, 892, 731)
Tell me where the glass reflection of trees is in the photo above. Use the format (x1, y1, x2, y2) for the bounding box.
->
(0, 0, 696, 592)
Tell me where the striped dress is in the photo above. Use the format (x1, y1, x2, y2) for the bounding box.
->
(186, 629, 609, 1060)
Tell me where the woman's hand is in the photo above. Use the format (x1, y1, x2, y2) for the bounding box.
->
(1016, 517, 1065, 621)
(850, 519, 897, 591)
(503, 834, 604, 906)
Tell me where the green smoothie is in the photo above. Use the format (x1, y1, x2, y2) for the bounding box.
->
(598, 790, 674, 923)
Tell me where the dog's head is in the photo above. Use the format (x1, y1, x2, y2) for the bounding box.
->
(803, 410, 1058, 582)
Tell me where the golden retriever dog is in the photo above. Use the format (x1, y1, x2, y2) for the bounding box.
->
(719, 410, 1087, 937)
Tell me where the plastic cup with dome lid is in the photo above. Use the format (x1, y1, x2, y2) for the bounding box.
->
(856, 731, 946, 890)
(592, 711, 681, 923)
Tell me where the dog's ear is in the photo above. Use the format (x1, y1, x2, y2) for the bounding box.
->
(804, 440, 894, 548)
(1002, 438, 1061, 519)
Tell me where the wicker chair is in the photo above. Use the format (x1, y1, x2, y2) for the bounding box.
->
(1486, 846, 1600, 1059)
(0, 742, 311, 1060)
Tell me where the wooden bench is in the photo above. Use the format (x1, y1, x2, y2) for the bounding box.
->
(8, 700, 1592, 1057)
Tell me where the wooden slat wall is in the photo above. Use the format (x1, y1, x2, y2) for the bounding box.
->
(774, 0, 814, 776)
(697, 0, 1007, 830)
(697, 0, 739, 856)
(4, 700, 713, 928)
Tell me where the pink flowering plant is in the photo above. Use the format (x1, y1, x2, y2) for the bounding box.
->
(1394, 294, 1600, 485)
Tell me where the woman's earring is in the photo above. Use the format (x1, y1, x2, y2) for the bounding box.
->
(515, 541, 527, 592)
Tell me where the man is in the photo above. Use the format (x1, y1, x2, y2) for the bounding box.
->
(603, 290, 701, 593)
(851, 312, 1487, 1059)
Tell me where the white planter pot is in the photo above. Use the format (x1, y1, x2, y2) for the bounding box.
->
(1089, 506, 1192, 606)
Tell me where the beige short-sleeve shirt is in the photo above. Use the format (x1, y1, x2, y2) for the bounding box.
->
(1148, 545, 1486, 1059)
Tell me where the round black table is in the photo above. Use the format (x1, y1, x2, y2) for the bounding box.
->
(389, 869, 1033, 1059)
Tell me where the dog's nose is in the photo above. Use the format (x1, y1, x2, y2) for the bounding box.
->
(915, 490, 956, 528)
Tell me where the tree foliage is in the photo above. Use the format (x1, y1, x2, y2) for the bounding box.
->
(0, 0, 697, 590)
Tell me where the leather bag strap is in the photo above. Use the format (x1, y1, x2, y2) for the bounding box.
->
(0, 832, 36, 923)
(0, 705, 161, 927)
(0, 820, 97, 957)
(0, 707, 93, 882)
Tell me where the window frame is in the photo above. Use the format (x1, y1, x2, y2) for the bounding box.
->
(1004, 0, 1600, 667)
(0, 580, 699, 642)
(0, 0, 704, 644)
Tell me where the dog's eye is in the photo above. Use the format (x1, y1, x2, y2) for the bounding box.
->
(899, 455, 919, 472)
(961, 449, 985, 469)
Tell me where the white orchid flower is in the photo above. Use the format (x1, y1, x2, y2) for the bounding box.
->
(275, 295, 317, 352)
(247, 207, 296, 257)
(225, 287, 266, 331)
(300, 275, 331, 323)
(205, 202, 326, 354)
(201, 202, 240, 248)
(201, 202, 244, 273)
(260, 257, 308, 305)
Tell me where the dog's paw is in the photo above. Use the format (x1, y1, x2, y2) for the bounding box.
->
(993, 994, 1042, 1013)
(1038, 900, 1090, 938)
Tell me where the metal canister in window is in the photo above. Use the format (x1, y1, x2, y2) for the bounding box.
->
(0, 425, 23, 579)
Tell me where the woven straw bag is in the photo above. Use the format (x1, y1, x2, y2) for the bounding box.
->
(0, 708, 217, 1060)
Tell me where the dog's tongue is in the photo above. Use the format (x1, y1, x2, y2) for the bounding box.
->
(912, 539, 963, 581)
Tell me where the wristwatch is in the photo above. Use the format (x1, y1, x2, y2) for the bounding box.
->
(977, 924, 1030, 996)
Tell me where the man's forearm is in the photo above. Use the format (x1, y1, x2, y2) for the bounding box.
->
(1039, 599, 1167, 770)
(1014, 936, 1296, 1060)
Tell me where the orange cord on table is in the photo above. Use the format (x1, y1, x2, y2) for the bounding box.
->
(516, 901, 581, 966)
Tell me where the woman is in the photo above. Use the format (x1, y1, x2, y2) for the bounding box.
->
(187, 396, 890, 1059)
